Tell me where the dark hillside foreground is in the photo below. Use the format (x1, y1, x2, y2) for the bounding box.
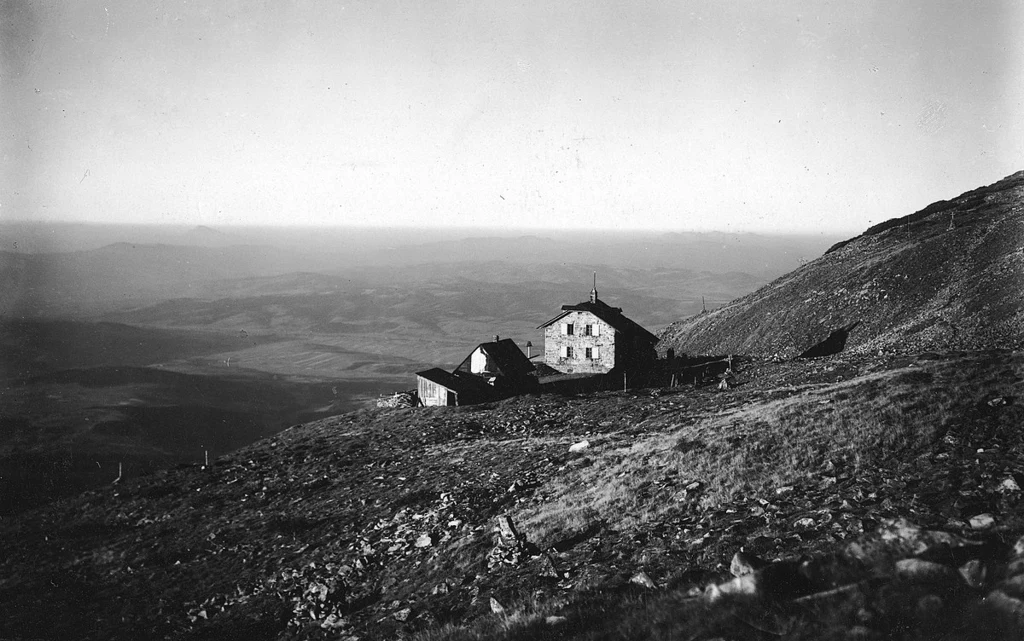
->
(2, 349, 1023, 640)
(658, 171, 1024, 359)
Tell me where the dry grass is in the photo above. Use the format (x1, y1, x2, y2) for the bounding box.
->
(519, 357, 990, 545)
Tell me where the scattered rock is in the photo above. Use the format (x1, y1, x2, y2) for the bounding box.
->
(999, 477, 1021, 493)
(415, 533, 433, 548)
(704, 573, 760, 604)
(730, 551, 767, 577)
(970, 514, 996, 530)
(895, 558, 962, 591)
(321, 613, 347, 629)
(393, 608, 411, 622)
(630, 571, 657, 589)
(489, 597, 506, 615)
(959, 559, 988, 589)
(569, 440, 590, 453)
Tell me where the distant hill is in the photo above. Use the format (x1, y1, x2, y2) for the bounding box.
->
(658, 171, 1024, 358)
(376, 231, 838, 277)
(0, 243, 336, 316)
(181, 225, 240, 247)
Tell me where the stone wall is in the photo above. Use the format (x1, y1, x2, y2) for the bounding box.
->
(543, 311, 616, 374)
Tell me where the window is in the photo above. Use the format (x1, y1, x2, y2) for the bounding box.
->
(566, 323, 574, 336)
(584, 324, 593, 336)
(585, 347, 592, 359)
(564, 346, 574, 358)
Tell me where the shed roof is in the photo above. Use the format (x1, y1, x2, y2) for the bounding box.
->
(415, 368, 493, 394)
(537, 298, 659, 344)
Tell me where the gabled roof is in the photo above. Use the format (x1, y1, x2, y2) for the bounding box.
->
(455, 338, 535, 378)
(537, 298, 659, 344)
(415, 368, 493, 394)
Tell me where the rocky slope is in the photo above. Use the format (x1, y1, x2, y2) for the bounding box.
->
(2, 349, 1023, 640)
(658, 171, 1024, 359)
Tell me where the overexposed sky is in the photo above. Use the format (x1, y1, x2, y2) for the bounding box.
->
(2, 0, 1022, 233)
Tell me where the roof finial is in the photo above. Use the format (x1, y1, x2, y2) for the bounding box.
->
(590, 272, 598, 303)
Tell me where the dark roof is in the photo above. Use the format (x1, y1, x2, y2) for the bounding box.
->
(537, 298, 659, 344)
(415, 368, 493, 394)
(455, 338, 535, 378)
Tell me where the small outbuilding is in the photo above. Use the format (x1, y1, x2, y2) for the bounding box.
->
(416, 337, 536, 406)
(415, 368, 495, 407)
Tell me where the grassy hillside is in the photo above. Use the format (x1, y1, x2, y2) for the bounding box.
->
(658, 171, 1024, 359)
(2, 349, 1021, 640)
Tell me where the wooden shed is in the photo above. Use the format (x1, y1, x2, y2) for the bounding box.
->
(415, 368, 495, 407)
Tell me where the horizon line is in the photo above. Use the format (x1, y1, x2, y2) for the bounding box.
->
(0, 219, 859, 238)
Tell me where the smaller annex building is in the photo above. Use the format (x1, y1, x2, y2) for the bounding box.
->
(415, 368, 493, 407)
(416, 337, 536, 406)
(537, 284, 658, 375)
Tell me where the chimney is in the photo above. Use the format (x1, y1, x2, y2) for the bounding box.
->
(493, 335, 500, 342)
(590, 271, 598, 303)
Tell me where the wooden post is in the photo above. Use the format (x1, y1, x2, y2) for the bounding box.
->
(497, 515, 520, 543)
(623, 371, 627, 391)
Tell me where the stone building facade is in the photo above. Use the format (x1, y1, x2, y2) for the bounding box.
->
(538, 285, 658, 375)
(541, 310, 618, 374)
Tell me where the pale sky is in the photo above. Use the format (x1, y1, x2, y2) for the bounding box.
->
(2, 0, 1022, 233)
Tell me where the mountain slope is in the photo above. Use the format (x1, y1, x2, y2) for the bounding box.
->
(658, 171, 1024, 359)
(2, 350, 1023, 640)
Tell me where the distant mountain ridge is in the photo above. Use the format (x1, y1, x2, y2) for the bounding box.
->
(658, 171, 1024, 358)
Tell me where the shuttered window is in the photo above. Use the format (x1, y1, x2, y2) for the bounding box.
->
(592, 324, 600, 337)
(593, 346, 600, 359)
